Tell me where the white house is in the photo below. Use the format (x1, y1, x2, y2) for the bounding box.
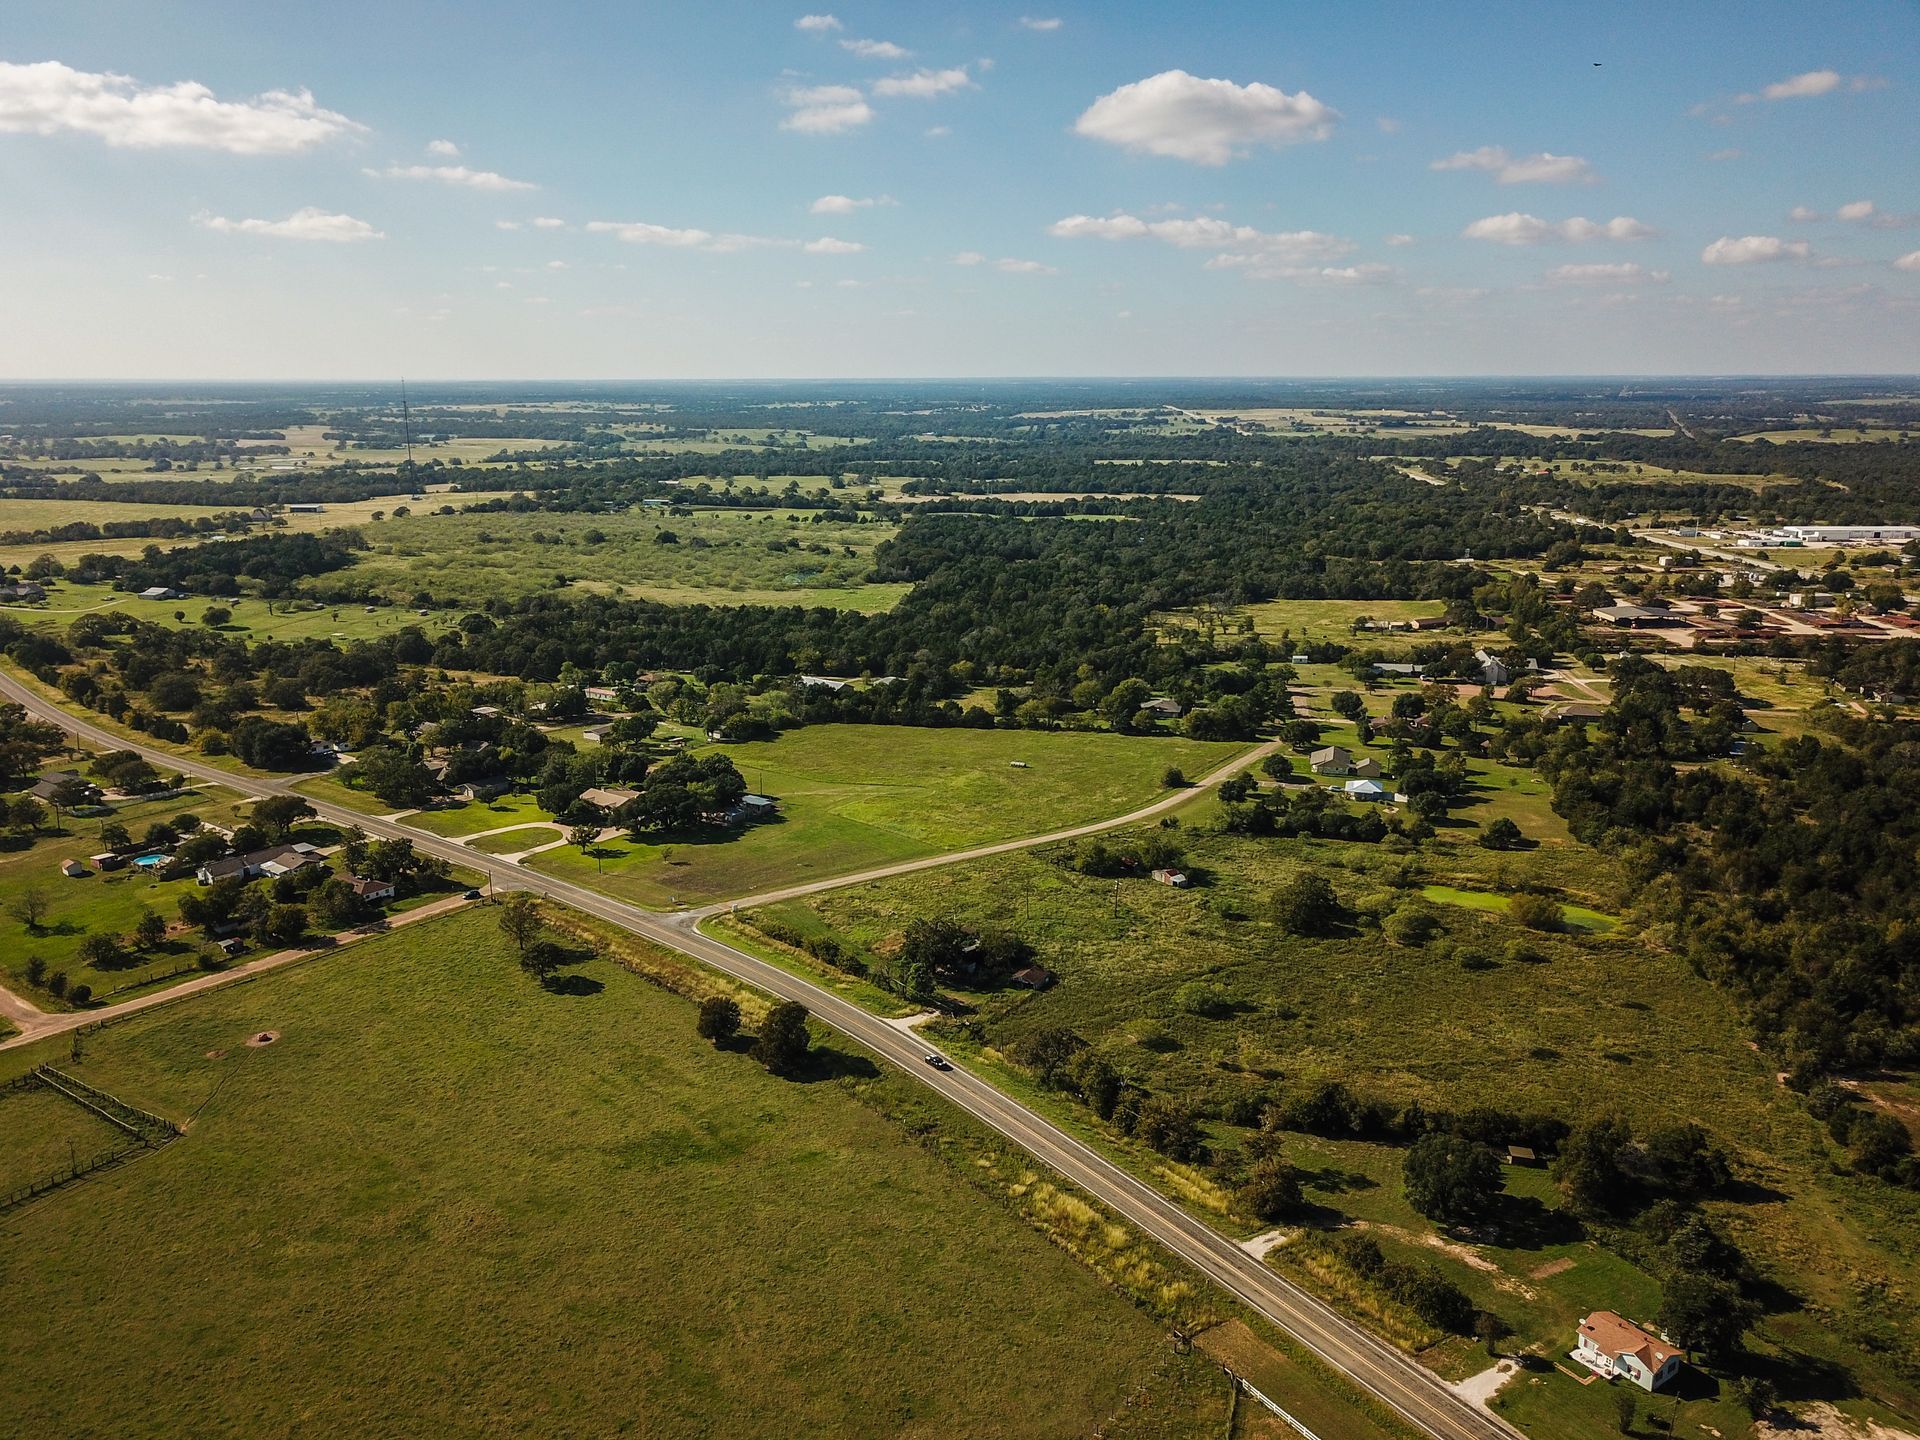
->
(139, 586, 184, 601)
(1474, 648, 1511, 688)
(1342, 778, 1388, 803)
(1574, 1312, 1684, 1392)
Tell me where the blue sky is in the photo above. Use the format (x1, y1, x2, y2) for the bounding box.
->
(1, 0, 1915, 378)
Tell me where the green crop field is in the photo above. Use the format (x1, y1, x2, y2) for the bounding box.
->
(0, 907, 1219, 1439)
(336, 506, 908, 611)
(530, 724, 1256, 909)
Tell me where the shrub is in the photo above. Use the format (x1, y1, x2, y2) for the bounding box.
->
(46, 970, 69, 999)
(1174, 980, 1234, 1018)
(67, 982, 92, 1006)
(1239, 1156, 1306, 1223)
(1383, 901, 1442, 947)
(1507, 893, 1563, 932)
(1272, 873, 1341, 935)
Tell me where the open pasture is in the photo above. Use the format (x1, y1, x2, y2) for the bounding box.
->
(343, 505, 907, 611)
(0, 907, 1206, 1439)
(530, 724, 1256, 909)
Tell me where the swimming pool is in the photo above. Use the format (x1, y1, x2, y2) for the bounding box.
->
(133, 854, 167, 869)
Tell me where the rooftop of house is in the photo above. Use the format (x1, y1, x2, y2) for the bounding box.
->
(1579, 1312, 1683, 1370)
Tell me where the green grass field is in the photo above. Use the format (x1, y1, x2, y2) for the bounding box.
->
(0, 907, 1217, 1439)
(749, 814, 1920, 1424)
(11, 580, 454, 644)
(340, 506, 908, 611)
(531, 725, 1255, 909)
(406, 791, 557, 837)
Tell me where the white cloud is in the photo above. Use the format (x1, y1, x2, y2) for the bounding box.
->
(780, 83, 873, 133)
(494, 219, 522, 231)
(0, 59, 362, 154)
(1462, 212, 1654, 245)
(996, 257, 1056, 274)
(803, 236, 866, 254)
(1708, 148, 1742, 161)
(585, 220, 775, 253)
(545, 259, 567, 269)
(1018, 16, 1063, 30)
(194, 207, 383, 242)
(1384, 233, 1416, 247)
(794, 14, 842, 32)
(1073, 69, 1338, 165)
(952, 251, 986, 266)
(367, 163, 537, 192)
(1761, 69, 1841, 101)
(872, 67, 973, 99)
(925, 124, 952, 138)
(1207, 255, 1394, 285)
(1431, 145, 1594, 184)
(1789, 205, 1823, 222)
(1734, 69, 1883, 104)
(1837, 199, 1876, 222)
(842, 38, 910, 59)
(810, 193, 892, 214)
(1545, 262, 1670, 285)
(1701, 235, 1811, 265)
(531, 216, 567, 229)
(426, 138, 461, 158)
(1895, 251, 1920, 273)
(1048, 211, 1352, 263)
(1376, 116, 1402, 135)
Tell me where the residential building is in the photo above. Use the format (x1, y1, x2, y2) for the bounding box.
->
(456, 776, 511, 802)
(1474, 648, 1511, 688)
(578, 786, 639, 812)
(28, 771, 99, 804)
(346, 874, 397, 903)
(1574, 1312, 1685, 1392)
(1137, 697, 1184, 720)
(1309, 746, 1353, 776)
(1342, 778, 1388, 802)
(733, 793, 778, 822)
(1350, 757, 1383, 779)
(196, 843, 324, 886)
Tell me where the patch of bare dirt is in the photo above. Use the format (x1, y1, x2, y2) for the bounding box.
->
(245, 1030, 280, 1048)
(1757, 1404, 1919, 1440)
(1530, 1257, 1575, 1280)
(1355, 1221, 1540, 1300)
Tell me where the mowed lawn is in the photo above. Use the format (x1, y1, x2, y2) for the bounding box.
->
(0, 908, 1192, 1440)
(532, 725, 1256, 908)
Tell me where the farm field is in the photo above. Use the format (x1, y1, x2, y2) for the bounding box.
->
(0, 783, 262, 1003)
(0, 907, 1219, 1440)
(748, 819, 1920, 1421)
(7, 580, 454, 644)
(0, 489, 477, 575)
(339, 506, 908, 611)
(529, 724, 1256, 909)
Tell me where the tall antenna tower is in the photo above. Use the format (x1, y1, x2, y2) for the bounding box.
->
(400, 377, 416, 472)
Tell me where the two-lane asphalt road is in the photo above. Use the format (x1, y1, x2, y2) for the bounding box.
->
(0, 667, 1519, 1440)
